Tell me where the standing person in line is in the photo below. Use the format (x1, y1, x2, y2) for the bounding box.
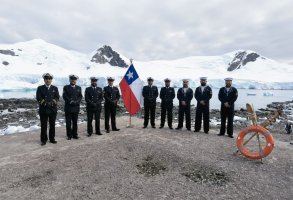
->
(218, 77, 238, 138)
(194, 77, 212, 134)
(36, 73, 60, 145)
(159, 78, 175, 129)
(85, 76, 103, 137)
(176, 79, 193, 131)
(142, 77, 159, 128)
(63, 74, 83, 140)
(103, 77, 120, 133)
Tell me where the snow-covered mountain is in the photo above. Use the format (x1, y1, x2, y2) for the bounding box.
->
(0, 39, 292, 90)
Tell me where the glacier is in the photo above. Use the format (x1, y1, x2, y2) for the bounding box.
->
(0, 39, 293, 91)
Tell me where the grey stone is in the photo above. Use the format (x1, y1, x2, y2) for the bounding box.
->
(91, 45, 128, 68)
(2, 61, 9, 66)
(0, 49, 16, 56)
(227, 51, 262, 71)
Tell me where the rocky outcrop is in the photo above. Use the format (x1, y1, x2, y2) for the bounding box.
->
(91, 45, 128, 68)
(0, 49, 16, 56)
(227, 51, 264, 71)
(2, 61, 9, 66)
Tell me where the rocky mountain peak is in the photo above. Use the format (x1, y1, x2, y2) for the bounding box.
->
(227, 51, 265, 71)
(91, 45, 128, 68)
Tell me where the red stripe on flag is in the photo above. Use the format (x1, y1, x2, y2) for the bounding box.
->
(119, 79, 140, 116)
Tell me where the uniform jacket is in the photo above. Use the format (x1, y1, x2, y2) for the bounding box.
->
(218, 87, 238, 109)
(177, 87, 193, 106)
(85, 86, 103, 111)
(194, 86, 212, 106)
(36, 85, 60, 114)
(160, 87, 175, 105)
(62, 85, 83, 113)
(142, 85, 159, 106)
(103, 86, 120, 106)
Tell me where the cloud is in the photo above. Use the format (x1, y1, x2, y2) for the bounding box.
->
(0, 0, 293, 62)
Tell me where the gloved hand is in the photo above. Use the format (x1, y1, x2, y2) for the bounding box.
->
(70, 100, 79, 105)
(51, 99, 57, 106)
(200, 100, 206, 106)
(40, 99, 45, 105)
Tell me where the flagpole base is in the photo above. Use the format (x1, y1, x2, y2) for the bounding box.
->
(127, 114, 134, 128)
(126, 124, 134, 128)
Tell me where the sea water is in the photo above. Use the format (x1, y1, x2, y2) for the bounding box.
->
(0, 87, 293, 110)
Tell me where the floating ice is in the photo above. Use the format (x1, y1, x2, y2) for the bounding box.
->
(263, 91, 274, 96)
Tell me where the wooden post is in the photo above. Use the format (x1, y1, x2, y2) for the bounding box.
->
(234, 103, 282, 163)
(250, 104, 263, 163)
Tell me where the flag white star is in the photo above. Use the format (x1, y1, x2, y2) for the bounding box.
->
(126, 71, 133, 80)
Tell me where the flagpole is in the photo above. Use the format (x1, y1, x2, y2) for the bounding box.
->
(127, 58, 134, 128)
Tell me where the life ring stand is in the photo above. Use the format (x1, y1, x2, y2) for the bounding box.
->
(236, 125, 275, 160)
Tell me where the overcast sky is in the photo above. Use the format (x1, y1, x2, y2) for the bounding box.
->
(0, 0, 293, 62)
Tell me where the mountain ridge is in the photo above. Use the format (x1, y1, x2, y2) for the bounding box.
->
(0, 39, 280, 68)
(0, 39, 292, 90)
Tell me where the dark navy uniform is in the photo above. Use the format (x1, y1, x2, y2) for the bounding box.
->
(159, 86, 175, 128)
(103, 86, 120, 131)
(218, 87, 238, 136)
(63, 85, 83, 139)
(177, 87, 193, 130)
(142, 85, 159, 127)
(85, 86, 103, 135)
(36, 84, 60, 144)
(194, 86, 212, 133)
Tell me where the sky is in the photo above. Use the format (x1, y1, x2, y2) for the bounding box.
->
(0, 0, 293, 62)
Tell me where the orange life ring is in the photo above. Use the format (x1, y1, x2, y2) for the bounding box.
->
(236, 125, 275, 160)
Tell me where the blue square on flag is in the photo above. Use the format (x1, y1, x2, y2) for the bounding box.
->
(124, 64, 138, 85)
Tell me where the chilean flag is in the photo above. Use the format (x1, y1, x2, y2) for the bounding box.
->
(119, 64, 143, 116)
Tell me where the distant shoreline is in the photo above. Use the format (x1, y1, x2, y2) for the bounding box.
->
(1, 98, 292, 136)
(2, 88, 293, 92)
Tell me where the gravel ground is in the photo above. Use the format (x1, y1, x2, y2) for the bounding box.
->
(0, 116, 292, 200)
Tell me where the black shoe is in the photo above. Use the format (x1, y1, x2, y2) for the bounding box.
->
(112, 129, 120, 131)
(169, 127, 173, 130)
(41, 142, 46, 146)
(67, 137, 72, 140)
(152, 126, 156, 128)
(205, 132, 209, 134)
(50, 140, 57, 144)
(73, 136, 79, 139)
(142, 126, 147, 129)
(217, 133, 225, 136)
(187, 128, 191, 131)
(194, 130, 199, 132)
(87, 134, 92, 137)
(175, 127, 182, 130)
(106, 130, 110, 133)
(96, 132, 102, 135)
(228, 135, 234, 138)
(159, 126, 164, 129)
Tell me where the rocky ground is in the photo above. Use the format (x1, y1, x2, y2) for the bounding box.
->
(0, 98, 293, 138)
(0, 116, 292, 200)
(0, 98, 293, 199)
